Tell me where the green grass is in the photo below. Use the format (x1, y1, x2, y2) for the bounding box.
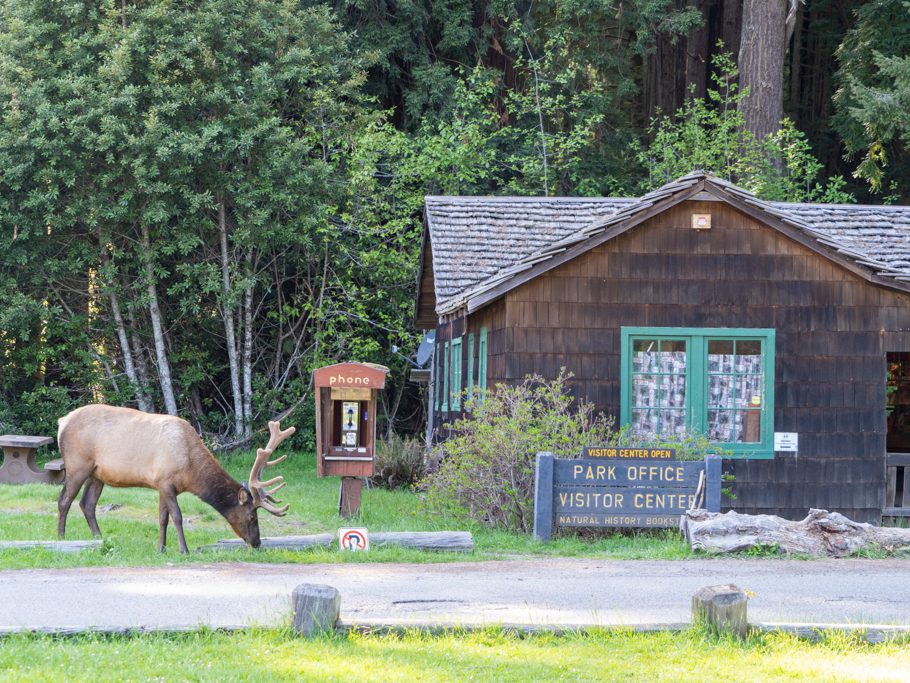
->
(0, 451, 690, 569)
(0, 627, 908, 682)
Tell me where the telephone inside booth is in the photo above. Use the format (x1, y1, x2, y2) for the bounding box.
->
(313, 362, 388, 517)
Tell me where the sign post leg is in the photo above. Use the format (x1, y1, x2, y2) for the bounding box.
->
(533, 452, 555, 542)
(338, 477, 364, 519)
(705, 455, 722, 513)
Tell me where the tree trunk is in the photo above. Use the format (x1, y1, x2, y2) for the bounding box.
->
(140, 223, 178, 415)
(719, 0, 741, 56)
(217, 196, 243, 437)
(100, 245, 152, 411)
(683, 508, 910, 557)
(127, 305, 155, 412)
(685, 0, 709, 101)
(242, 250, 254, 438)
(739, 0, 788, 141)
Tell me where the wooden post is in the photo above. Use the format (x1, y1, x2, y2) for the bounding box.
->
(533, 452, 554, 542)
(338, 477, 364, 519)
(705, 455, 722, 513)
(692, 584, 748, 637)
(292, 584, 341, 635)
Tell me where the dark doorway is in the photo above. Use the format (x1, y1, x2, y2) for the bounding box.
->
(886, 353, 910, 517)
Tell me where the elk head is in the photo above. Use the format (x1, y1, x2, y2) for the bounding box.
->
(225, 420, 296, 549)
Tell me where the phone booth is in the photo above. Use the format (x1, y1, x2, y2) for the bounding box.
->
(313, 362, 388, 518)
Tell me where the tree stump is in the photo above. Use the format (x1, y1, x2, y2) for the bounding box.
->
(683, 508, 910, 557)
(292, 584, 340, 636)
(692, 584, 748, 638)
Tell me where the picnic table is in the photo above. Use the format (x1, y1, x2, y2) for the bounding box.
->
(0, 435, 64, 485)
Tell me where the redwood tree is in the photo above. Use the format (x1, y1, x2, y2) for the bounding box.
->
(739, 0, 789, 141)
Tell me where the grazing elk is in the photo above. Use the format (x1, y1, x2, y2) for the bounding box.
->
(56, 404, 294, 553)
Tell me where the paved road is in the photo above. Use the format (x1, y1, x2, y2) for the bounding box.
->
(2, 558, 909, 631)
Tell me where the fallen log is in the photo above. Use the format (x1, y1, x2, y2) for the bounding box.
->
(682, 508, 910, 557)
(370, 531, 473, 552)
(0, 540, 102, 553)
(200, 534, 334, 552)
(202, 531, 473, 553)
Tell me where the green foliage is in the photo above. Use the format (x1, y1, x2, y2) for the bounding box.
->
(371, 433, 426, 490)
(422, 371, 720, 533)
(833, 0, 910, 193)
(639, 50, 854, 203)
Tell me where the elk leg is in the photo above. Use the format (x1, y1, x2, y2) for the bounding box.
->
(157, 493, 169, 552)
(161, 488, 188, 554)
(57, 470, 91, 539)
(79, 476, 105, 537)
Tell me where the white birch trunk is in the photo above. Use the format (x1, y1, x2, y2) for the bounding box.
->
(242, 250, 254, 438)
(218, 197, 244, 437)
(126, 306, 155, 410)
(140, 223, 178, 416)
(100, 243, 152, 411)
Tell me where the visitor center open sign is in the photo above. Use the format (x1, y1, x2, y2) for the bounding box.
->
(532, 447, 721, 540)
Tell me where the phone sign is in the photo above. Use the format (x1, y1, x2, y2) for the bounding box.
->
(339, 527, 369, 552)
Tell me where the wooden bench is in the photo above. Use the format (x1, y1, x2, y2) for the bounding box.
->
(0, 435, 64, 485)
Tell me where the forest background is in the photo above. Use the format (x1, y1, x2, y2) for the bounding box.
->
(1, 0, 908, 448)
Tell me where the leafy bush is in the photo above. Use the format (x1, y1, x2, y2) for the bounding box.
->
(421, 371, 723, 533)
(637, 48, 854, 204)
(371, 433, 426, 490)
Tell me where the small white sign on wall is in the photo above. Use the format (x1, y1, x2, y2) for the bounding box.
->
(774, 432, 799, 453)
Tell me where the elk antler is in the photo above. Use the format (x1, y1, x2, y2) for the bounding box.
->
(249, 420, 295, 516)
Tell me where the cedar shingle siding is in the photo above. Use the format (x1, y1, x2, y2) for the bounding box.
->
(420, 172, 910, 523)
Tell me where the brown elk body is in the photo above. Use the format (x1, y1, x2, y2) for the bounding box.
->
(56, 404, 293, 553)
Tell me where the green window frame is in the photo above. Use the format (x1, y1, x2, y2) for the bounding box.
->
(466, 332, 475, 409)
(441, 341, 450, 412)
(620, 327, 775, 458)
(478, 328, 489, 402)
(450, 337, 463, 410)
(434, 340, 443, 411)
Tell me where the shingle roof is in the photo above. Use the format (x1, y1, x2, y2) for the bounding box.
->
(424, 196, 634, 302)
(424, 172, 910, 316)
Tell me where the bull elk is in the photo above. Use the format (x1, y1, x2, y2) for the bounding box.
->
(56, 404, 294, 553)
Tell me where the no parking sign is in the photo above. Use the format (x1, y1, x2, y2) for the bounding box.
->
(338, 527, 369, 552)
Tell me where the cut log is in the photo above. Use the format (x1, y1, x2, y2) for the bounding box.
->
(292, 584, 340, 635)
(683, 508, 910, 557)
(692, 584, 748, 638)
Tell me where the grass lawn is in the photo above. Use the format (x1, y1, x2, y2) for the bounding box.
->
(0, 451, 691, 569)
(0, 627, 908, 682)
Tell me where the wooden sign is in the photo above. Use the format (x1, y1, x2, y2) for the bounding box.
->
(533, 452, 721, 541)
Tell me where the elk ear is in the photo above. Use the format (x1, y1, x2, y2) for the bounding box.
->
(238, 487, 250, 505)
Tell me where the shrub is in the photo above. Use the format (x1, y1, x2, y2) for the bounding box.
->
(421, 370, 722, 532)
(371, 433, 426, 490)
(421, 371, 614, 532)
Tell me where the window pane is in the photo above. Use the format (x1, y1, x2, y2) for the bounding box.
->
(631, 409, 658, 435)
(661, 374, 686, 408)
(633, 374, 659, 407)
(660, 409, 687, 436)
(735, 375, 763, 409)
(660, 340, 687, 373)
(708, 374, 735, 408)
(739, 410, 762, 443)
(735, 340, 762, 373)
(633, 339, 659, 372)
(708, 340, 734, 373)
(708, 410, 734, 442)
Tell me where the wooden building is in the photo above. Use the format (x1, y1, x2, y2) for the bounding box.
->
(416, 171, 910, 523)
